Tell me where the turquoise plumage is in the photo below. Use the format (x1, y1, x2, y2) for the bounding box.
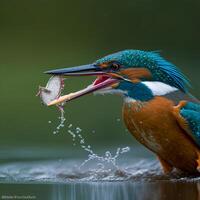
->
(96, 50, 190, 92)
(180, 102, 200, 146)
(184, 102, 200, 112)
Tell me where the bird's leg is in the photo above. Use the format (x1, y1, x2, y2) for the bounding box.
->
(157, 155, 173, 174)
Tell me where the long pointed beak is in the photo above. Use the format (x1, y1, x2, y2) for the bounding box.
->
(43, 64, 119, 106)
(45, 64, 104, 76)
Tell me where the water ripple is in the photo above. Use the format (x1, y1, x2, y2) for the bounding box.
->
(0, 158, 199, 183)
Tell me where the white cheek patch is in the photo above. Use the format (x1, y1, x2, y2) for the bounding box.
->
(142, 81, 178, 96)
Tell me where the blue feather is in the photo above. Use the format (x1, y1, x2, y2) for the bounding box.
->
(184, 102, 200, 112)
(96, 50, 190, 93)
(180, 102, 200, 146)
(144, 51, 190, 92)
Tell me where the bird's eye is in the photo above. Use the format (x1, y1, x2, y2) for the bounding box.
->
(110, 62, 120, 71)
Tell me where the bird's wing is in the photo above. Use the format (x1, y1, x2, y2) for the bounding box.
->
(173, 101, 200, 147)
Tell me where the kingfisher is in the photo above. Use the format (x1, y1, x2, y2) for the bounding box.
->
(45, 50, 200, 174)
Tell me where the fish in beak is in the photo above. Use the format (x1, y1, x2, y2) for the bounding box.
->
(45, 64, 119, 106)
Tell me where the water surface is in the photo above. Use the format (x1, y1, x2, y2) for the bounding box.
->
(0, 146, 200, 200)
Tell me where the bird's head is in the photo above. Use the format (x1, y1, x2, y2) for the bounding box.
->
(45, 50, 190, 103)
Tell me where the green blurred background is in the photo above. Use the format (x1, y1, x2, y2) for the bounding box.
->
(0, 0, 200, 150)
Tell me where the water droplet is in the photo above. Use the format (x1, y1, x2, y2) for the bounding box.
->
(68, 130, 76, 138)
(76, 127, 82, 132)
(52, 107, 66, 134)
(80, 139, 85, 144)
(121, 146, 130, 154)
(105, 151, 112, 158)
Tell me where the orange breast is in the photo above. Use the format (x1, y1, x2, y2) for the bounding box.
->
(123, 96, 199, 173)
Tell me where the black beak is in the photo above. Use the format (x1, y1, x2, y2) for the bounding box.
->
(44, 64, 104, 76)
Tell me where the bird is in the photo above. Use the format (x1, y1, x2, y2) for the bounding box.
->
(45, 49, 200, 174)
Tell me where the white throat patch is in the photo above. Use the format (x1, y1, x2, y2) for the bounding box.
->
(142, 81, 178, 96)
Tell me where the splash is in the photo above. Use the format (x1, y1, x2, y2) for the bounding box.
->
(52, 106, 66, 135)
(49, 108, 130, 170)
(79, 146, 130, 169)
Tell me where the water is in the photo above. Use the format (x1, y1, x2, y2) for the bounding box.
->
(0, 181, 193, 200)
(1, 181, 199, 200)
(1, 110, 197, 200)
(52, 106, 66, 135)
(49, 108, 131, 171)
(0, 148, 200, 200)
(0, 112, 200, 199)
(7, 109, 192, 199)
(0, 145, 199, 183)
